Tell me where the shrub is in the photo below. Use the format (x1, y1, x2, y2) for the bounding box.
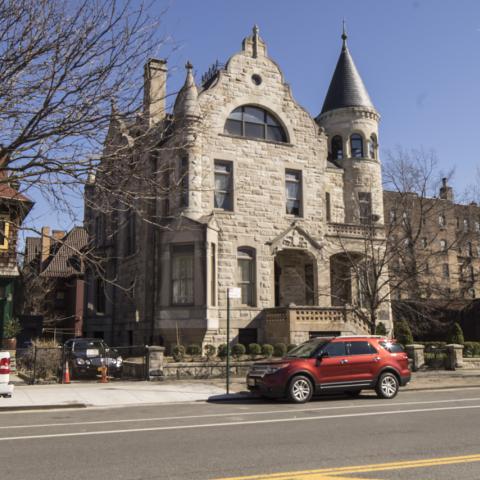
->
(186, 344, 201, 359)
(464, 342, 480, 358)
(287, 344, 297, 352)
(248, 343, 261, 358)
(204, 344, 216, 360)
(273, 343, 287, 358)
(16, 338, 61, 381)
(217, 343, 228, 359)
(447, 322, 465, 345)
(232, 343, 246, 360)
(172, 345, 185, 362)
(262, 344, 273, 358)
(375, 322, 387, 336)
(394, 319, 414, 346)
(3, 317, 21, 338)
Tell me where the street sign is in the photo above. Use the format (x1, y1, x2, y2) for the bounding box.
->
(228, 287, 241, 299)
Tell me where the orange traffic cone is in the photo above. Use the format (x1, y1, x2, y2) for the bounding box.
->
(63, 361, 70, 384)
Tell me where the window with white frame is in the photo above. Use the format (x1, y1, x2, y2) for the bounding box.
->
(237, 247, 256, 306)
(214, 160, 233, 211)
(285, 170, 302, 216)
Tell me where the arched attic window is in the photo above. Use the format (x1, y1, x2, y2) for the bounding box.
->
(331, 135, 343, 160)
(368, 134, 377, 159)
(350, 134, 364, 158)
(224, 105, 287, 143)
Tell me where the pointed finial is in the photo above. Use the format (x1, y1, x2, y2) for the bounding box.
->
(185, 61, 193, 70)
(341, 19, 348, 49)
(253, 24, 259, 36)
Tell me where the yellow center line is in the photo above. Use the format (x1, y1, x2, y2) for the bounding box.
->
(213, 453, 480, 479)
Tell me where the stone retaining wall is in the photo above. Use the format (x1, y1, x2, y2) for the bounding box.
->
(162, 361, 255, 379)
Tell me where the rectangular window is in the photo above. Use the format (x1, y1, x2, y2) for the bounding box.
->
(171, 245, 194, 305)
(325, 192, 331, 222)
(179, 157, 189, 208)
(0, 221, 9, 250)
(211, 243, 216, 306)
(237, 248, 256, 306)
(442, 264, 449, 277)
(358, 192, 372, 224)
(214, 160, 233, 211)
(96, 278, 105, 313)
(285, 169, 302, 216)
(125, 209, 136, 256)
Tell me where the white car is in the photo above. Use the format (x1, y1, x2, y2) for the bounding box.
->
(0, 351, 13, 398)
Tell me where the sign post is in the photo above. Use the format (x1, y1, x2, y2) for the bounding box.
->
(226, 287, 241, 394)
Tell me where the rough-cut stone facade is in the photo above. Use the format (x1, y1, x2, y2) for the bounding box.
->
(84, 28, 392, 349)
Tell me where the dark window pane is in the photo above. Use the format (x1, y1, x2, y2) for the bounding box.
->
(245, 122, 265, 139)
(266, 113, 280, 126)
(225, 119, 242, 136)
(348, 342, 376, 355)
(267, 125, 286, 142)
(228, 108, 243, 120)
(331, 136, 343, 160)
(323, 342, 346, 357)
(172, 245, 194, 305)
(243, 106, 265, 124)
(351, 134, 363, 158)
(237, 247, 255, 306)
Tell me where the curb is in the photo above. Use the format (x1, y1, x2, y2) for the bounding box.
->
(0, 403, 87, 412)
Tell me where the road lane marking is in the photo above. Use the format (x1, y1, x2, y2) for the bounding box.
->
(214, 453, 480, 479)
(1, 404, 480, 441)
(2, 396, 480, 430)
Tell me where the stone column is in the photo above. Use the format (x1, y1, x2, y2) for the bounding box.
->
(406, 344, 425, 371)
(146, 346, 165, 380)
(446, 344, 464, 370)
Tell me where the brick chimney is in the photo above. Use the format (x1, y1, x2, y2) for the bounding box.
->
(439, 178, 453, 202)
(40, 226, 51, 266)
(143, 58, 167, 127)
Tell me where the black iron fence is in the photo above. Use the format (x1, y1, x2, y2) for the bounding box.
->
(15, 344, 148, 384)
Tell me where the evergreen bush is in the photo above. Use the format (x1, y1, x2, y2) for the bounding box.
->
(204, 344, 216, 360)
(172, 345, 185, 362)
(394, 319, 414, 346)
(375, 322, 387, 336)
(186, 344, 201, 358)
(273, 343, 287, 357)
(248, 343, 261, 358)
(231, 343, 246, 360)
(217, 344, 228, 359)
(262, 344, 274, 358)
(447, 322, 465, 345)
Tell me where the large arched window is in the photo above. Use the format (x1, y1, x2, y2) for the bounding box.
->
(350, 134, 364, 158)
(237, 247, 256, 306)
(368, 134, 377, 159)
(331, 135, 343, 160)
(224, 106, 287, 142)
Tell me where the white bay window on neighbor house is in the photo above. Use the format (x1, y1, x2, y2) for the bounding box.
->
(171, 245, 194, 305)
(214, 160, 233, 210)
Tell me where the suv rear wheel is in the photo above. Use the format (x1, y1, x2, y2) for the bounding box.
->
(376, 372, 399, 399)
(287, 375, 313, 404)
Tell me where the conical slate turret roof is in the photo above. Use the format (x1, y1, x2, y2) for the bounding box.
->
(174, 62, 201, 118)
(321, 30, 374, 115)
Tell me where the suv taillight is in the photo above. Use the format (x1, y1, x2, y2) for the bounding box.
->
(0, 357, 10, 375)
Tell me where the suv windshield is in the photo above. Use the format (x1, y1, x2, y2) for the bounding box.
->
(286, 339, 330, 358)
(73, 340, 106, 352)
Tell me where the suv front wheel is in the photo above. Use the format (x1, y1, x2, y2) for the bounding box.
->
(376, 372, 399, 399)
(287, 375, 313, 404)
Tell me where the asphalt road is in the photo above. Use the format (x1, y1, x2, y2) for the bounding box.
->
(1, 387, 480, 479)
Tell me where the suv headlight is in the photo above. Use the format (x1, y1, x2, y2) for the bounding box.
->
(264, 364, 288, 375)
(75, 358, 85, 365)
(116, 356, 123, 366)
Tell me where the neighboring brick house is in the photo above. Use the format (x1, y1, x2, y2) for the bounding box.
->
(0, 168, 33, 342)
(84, 27, 392, 348)
(20, 226, 88, 340)
(384, 179, 480, 301)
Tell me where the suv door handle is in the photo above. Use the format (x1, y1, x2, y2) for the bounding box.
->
(373, 357, 381, 362)
(340, 359, 349, 365)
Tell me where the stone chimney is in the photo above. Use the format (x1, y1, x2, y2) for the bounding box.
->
(143, 58, 167, 127)
(439, 177, 453, 202)
(40, 226, 51, 265)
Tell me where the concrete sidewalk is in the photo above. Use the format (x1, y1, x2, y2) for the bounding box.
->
(1, 370, 480, 411)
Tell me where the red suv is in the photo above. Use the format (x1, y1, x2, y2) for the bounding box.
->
(246, 336, 411, 403)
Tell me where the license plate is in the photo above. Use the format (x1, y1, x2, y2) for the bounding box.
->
(247, 378, 256, 387)
(86, 349, 99, 357)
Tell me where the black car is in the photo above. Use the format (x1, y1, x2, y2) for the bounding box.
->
(64, 338, 123, 379)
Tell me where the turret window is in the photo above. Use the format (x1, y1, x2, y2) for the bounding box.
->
(350, 134, 364, 158)
(368, 134, 377, 159)
(331, 135, 343, 160)
(224, 106, 287, 143)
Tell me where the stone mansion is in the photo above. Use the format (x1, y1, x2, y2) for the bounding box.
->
(84, 27, 393, 348)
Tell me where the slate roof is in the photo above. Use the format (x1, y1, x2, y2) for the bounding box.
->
(320, 35, 374, 115)
(0, 169, 32, 203)
(40, 226, 88, 278)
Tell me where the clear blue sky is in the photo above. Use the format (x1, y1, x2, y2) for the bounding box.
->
(27, 0, 480, 233)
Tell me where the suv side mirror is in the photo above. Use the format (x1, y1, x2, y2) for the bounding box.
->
(317, 351, 328, 361)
